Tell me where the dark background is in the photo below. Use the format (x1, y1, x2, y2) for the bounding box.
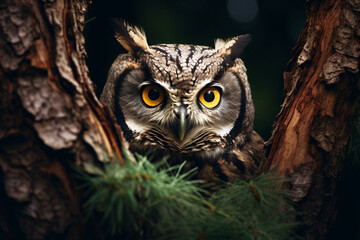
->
(84, 1, 359, 239)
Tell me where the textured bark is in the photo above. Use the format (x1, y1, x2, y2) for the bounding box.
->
(0, 0, 124, 239)
(263, 0, 360, 239)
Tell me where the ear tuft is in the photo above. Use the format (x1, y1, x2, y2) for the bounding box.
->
(215, 34, 251, 61)
(111, 19, 149, 54)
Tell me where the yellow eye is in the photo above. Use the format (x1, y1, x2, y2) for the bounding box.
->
(199, 87, 221, 109)
(141, 85, 164, 107)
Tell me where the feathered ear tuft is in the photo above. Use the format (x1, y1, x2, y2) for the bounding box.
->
(215, 34, 251, 61)
(111, 19, 149, 54)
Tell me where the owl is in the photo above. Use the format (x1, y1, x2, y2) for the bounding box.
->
(100, 20, 265, 183)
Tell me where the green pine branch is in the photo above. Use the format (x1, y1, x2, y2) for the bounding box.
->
(77, 151, 301, 240)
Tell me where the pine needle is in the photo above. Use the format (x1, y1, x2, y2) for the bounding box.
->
(77, 152, 302, 239)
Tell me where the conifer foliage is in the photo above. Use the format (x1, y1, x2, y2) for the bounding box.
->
(79, 150, 300, 240)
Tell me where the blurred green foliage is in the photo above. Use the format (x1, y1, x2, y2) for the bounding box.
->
(84, 0, 306, 140)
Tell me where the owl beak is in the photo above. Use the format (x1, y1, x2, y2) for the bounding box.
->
(179, 113, 186, 142)
(177, 106, 188, 142)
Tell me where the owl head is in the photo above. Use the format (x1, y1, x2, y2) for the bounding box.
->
(101, 20, 255, 156)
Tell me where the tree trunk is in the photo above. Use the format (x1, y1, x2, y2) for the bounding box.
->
(0, 0, 124, 239)
(263, 0, 360, 239)
(0, 0, 358, 240)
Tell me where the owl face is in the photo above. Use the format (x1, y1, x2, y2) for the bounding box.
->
(101, 20, 255, 155)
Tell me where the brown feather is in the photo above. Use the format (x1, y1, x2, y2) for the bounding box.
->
(215, 34, 251, 61)
(111, 18, 149, 54)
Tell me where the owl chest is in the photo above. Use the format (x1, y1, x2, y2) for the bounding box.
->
(175, 151, 250, 183)
(129, 143, 250, 183)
